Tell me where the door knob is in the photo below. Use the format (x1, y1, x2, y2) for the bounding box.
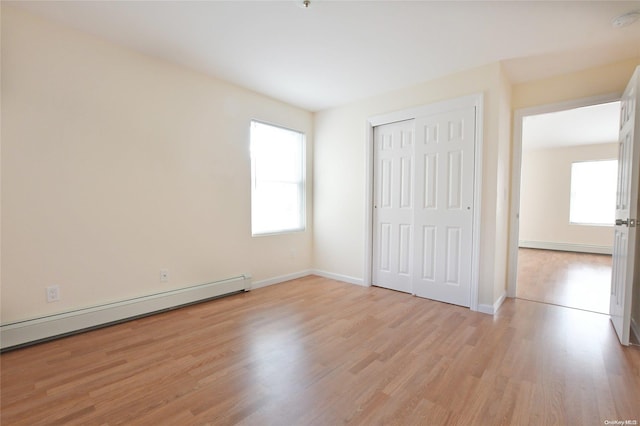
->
(615, 219, 628, 226)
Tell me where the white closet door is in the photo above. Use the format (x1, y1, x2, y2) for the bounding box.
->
(412, 107, 476, 307)
(372, 120, 415, 293)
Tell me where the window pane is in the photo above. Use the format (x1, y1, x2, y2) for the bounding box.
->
(252, 182, 302, 234)
(569, 160, 617, 225)
(253, 139, 302, 183)
(251, 121, 305, 235)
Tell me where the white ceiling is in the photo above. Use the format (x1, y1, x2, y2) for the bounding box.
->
(522, 101, 621, 150)
(8, 1, 640, 111)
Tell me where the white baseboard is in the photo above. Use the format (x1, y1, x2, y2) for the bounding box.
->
(310, 270, 366, 286)
(632, 317, 640, 345)
(0, 275, 251, 351)
(518, 240, 612, 255)
(477, 291, 506, 315)
(251, 270, 313, 289)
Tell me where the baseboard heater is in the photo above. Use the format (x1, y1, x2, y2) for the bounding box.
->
(518, 240, 612, 255)
(0, 274, 251, 351)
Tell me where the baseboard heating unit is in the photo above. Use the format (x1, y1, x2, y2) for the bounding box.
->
(0, 274, 251, 351)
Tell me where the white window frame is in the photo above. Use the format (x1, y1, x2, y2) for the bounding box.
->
(250, 120, 306, 236)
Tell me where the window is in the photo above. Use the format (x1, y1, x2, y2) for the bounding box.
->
(569, 159, 617, 226)
(250, 121, 305, 235)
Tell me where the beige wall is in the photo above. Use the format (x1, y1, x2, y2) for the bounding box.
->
(519, 143, 618, 249)
(314, 62, 512, 307)
(1, 7, 314, 323)
(512, 58, 640, 110)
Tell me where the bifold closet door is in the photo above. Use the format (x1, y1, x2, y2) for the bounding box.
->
(413, 107, 475, 307)
(372, 119, 415, 294)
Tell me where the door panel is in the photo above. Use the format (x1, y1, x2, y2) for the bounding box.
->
(421, 225, 436, 280)
(400, 157, 413, 208)
(610, 66, 640, 345)
(445, 226, 462, 284)
(372, 120, 415, 293)
(379, 223, 391, 271)
(423, 153, 438, 209)
(413, 107, 475, 307)
(447, 150, 463, 209)
(398, 224, 412, 275)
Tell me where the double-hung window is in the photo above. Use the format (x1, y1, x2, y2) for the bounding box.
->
(250, 121, 305, 236)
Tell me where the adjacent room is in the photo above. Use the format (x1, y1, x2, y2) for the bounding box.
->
(516, 101, 621, 314)
(2, 1, 640, 424)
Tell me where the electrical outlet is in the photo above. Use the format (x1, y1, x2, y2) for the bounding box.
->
(160, 269, 169, 282)
(46, 285, 60, 303)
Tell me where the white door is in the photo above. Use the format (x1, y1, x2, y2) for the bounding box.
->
(372, 120, 415, 293)
(610, 66, 640, 346)
(413, 107, 476, 307)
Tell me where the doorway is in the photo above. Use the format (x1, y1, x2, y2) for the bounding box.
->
(508, 97, 621, 314)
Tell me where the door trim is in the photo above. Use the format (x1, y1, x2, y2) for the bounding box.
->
(507, 93, 621, 298)
(364, 93, 483, 312)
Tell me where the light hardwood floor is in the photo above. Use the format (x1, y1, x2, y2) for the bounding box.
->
(516, 248, 612, 314)
(2, 275, 639, 425)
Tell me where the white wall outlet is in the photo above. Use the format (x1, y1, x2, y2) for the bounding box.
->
(46, 285, 60, 303)
(160, 269, 169, 282)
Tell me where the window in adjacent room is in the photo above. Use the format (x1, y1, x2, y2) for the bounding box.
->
(250, 120, 305, 236)
(569, 159, 618, 226)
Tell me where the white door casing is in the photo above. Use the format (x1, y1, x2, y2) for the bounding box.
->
(413, 107, 475, 307)
(372, 120, 415, 293)
(610, 66, 640, 346)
